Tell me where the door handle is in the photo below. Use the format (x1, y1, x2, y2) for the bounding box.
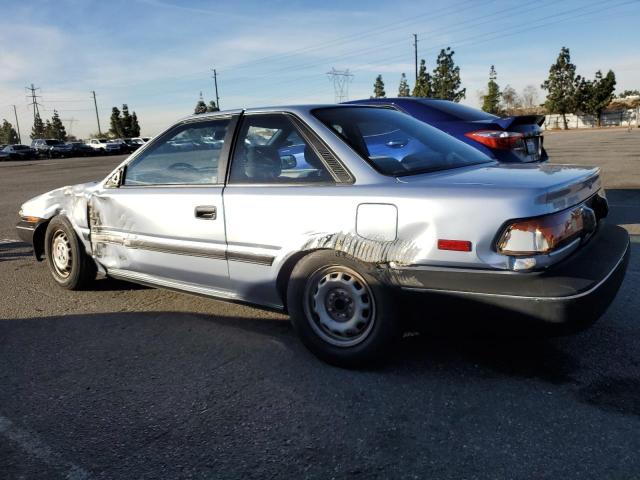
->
(195, 205, 217, 220)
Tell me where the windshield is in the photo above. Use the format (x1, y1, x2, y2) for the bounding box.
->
(45, 140, 64, 146)
(313, 107, 492, 176)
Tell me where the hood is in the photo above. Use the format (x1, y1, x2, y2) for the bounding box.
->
(19, 181, 100, 219)
(397, 163, 601, 212)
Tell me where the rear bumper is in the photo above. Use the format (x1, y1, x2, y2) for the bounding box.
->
(387, 223, 630, 328)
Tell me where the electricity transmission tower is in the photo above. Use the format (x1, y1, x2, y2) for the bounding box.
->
(326, 68, 353, 103)
(62, 117, 77, 136)
(25, 83, 42, 121)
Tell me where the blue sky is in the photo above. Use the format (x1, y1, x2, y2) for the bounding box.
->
(1, 0, 639, 138)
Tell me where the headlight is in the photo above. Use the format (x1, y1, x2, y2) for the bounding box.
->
(497, 206, 596, 256)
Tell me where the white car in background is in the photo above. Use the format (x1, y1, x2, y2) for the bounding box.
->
(87, 139, 121, 154)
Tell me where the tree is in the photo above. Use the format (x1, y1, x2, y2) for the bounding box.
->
(501, 85, 522, 114)
(412, 59, 431, 97)
(481, 65, 501, 114)
(121, 104, 133, 136)
(206, 100, 219, 112)
(0, 119, 19, 144)
(130, 112, 141, 137)
(398, 73, 411, 97)
(109, 107, 123, 137)
(618, 89, 640, 98)
(194, 92, 208, 114)
(107, 105, 141, 137)
(585, 70, 616, 126)
(31, 112, 46, 140)
(373, 75, 386, 98)
(431, 47, 465, 102)
(573, 76, 592, 115)
(541, 47, 577, 129)
(48, 110, 67, 141)
(521, 85, 539, 108)
(44, 119, 53, 138)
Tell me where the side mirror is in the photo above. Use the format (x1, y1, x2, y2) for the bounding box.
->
(105, 167, 124, 188)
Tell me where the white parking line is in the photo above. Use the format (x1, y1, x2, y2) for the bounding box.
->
(0, 416, 93, 480)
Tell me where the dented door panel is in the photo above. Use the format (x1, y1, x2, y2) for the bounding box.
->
(89, 186, 231, 289)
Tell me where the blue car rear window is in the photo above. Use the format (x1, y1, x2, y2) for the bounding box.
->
(312, 107, 492, 176)
(413, 99, 499, 121)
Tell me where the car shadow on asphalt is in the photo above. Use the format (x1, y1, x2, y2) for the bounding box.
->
(1, 307, 637, 417)
(0, 240, 33, 262)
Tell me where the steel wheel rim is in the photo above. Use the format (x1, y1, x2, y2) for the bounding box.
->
(51, 229, 72, 278)
(304, 266, 376, 347)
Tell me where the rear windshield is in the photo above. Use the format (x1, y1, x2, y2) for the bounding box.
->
(13, 145, 29, 150)
(413, 99, 498, 121)
(312, 107, 492, 176)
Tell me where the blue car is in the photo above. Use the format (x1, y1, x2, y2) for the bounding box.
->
(344, 98, 547, 163)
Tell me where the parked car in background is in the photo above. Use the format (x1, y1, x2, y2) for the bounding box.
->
(66, 142, 96, 157)
(15, 105, 628, 366)
(131, 137, 151, 145)
(0, 149, 10, 160)
(113, 138, 144, 153)
(1, 144, 37, 160)
(345, 98, 547, 163)
(87, 138, 121, 155)
(31, 139, 73, 158)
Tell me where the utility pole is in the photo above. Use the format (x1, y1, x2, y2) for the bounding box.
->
(11, 105, 21, 144)
(25, 83, 42, 121)
(326, 68, 354, 103)
(413, 34, 418, 85)
(212, 68, 220, 110)
(91, 90, 102, 136)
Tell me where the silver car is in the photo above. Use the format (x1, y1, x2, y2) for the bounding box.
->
(16, 105, 630, 366)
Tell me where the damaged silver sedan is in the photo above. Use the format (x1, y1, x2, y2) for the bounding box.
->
(17, 105, 630, 366)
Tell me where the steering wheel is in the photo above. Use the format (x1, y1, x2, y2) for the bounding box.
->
(168, 162, 198, 172)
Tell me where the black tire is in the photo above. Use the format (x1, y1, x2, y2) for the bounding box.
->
(287, 250, 400, 368)
(44, 216, 97, 290)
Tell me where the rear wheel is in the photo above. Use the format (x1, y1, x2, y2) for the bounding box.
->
(44, 216, 96, 290)
(287, 251, 400, 367)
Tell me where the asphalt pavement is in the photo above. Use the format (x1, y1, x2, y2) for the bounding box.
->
(1, 130, 639, 479)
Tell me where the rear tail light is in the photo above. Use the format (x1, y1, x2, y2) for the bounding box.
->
(497, 206, 596, 257)
(465, 130, 525, 150)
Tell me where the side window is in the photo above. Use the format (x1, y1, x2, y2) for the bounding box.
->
(229, 114, 333, 184)
(123, 119, 230, 186)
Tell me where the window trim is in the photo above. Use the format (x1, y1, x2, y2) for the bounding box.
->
(118, 114, 239, 188)
(224, 111, 353, 187)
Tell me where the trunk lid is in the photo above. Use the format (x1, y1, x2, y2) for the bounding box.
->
(397, 163, 601, 211)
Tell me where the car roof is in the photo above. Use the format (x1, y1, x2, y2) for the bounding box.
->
(178, 104, 378, 122)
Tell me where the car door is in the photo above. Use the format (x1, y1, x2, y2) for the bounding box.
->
(89, 114, 239, 294)
(222, 112, 356, 308)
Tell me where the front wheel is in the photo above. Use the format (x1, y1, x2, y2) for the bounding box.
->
(44, 216, 97, 289)
(287, 251, 400, 367)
